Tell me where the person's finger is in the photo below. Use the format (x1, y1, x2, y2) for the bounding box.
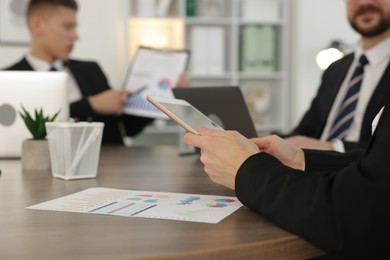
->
(124, 90, 136, 96)
(183, 132, 203, 148)
(251, 136, 269, 146)
(198, 127, 227, 137)
(117, 96, 127, 106)
(115, 90, 129, 105)
(251, 136, 276, 152)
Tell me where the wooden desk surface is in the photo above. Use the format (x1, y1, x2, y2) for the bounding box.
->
(0, 146, 324, 260)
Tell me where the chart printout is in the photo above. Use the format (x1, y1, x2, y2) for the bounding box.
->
(27, 187, 243, 224)
(123, 48, 189, 119)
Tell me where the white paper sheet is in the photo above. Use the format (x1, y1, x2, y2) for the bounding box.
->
(27, 187, 242, 224)
(123, 47, 189, 119)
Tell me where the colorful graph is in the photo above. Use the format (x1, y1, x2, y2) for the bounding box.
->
(123, 91, 171, 119)
(178, 196, 200, 205)
(58, 190, 127, 212)
(89, 201, 155, 216)
(207, 203, 228, 208)
(158, 78, 172, 90)
(143, 199, 158, 203)
(129, 194, 170, 204)
(155, 195, 169, 199)
(126, 94, 160, 113)
(215, 198, 236, 203)
(128, 198, 143, 201)
(27, 188, 243, 224)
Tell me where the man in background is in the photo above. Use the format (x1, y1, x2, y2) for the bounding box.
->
(284, 0, 390, 152)
(5, 0, 152, 145)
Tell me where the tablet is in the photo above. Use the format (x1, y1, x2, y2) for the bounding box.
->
(147, 96, 224, 134)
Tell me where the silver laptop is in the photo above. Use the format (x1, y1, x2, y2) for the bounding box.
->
(0, 71, 69, 158)
(173, 86, 258, 138)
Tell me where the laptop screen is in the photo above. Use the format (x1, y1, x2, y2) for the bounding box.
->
(0, 71, 69, 158)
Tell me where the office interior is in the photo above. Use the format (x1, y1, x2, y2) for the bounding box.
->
(0, 1, 365, 259)
(0, 0, 358, 140)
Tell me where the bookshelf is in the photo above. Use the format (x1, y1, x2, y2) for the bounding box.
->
(128, 0, 291, 146)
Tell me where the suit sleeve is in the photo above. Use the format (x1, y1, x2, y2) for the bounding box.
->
(82, 62, 154, 137)
(121, 114, 153, 137)
(235, 104, 390, 258)
(70, 99, 95, 121)
(342, 140, 368, 151)
(304, 149, 364, 171)
(69, 61, 152, 137)
(69, 61, 110, 120)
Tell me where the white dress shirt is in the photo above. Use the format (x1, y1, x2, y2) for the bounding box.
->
(26, 54, 83, 103)
(371, 106, 384, 135)
(320, 37, 390, 152)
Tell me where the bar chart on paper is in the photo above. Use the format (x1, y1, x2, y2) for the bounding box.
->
(125, 93, 166, 118)
(123, 47, 189, 119)
(124, 79, 173, 119)
(27, 187, 243, 224)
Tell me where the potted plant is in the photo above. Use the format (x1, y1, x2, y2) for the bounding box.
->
(19, 106, 60, 170)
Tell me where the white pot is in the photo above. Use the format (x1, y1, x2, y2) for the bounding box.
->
(21, 139, 50, 170)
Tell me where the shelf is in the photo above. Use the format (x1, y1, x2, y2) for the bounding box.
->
(188, 72, 234, 79)
(239, 20, 283, 26)
(185, 17, 233, 25)
(128, 0, 291, 140)
(188, 72, 284, 80)
(239, 72, 284, 80)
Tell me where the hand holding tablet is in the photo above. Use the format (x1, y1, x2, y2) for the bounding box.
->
(147, 96, 224, 134)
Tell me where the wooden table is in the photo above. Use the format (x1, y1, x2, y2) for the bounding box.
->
(0, 146, 324, 260)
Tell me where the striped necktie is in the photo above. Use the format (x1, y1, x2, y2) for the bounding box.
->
(327, 54, 369, 141)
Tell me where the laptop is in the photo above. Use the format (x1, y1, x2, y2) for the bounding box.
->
(0, 71, 69, 158)
(173, 86, 258, 138)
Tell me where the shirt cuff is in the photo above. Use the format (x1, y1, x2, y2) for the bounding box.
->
(331, 139, 345, 153)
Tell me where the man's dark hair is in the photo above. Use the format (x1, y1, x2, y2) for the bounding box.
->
(27, 0, 78, 19)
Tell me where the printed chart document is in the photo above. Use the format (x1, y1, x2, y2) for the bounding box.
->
(27, 187, 242, 224)
(123, 47, 190, 119)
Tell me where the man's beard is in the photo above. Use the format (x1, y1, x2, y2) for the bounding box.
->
(350, 5, 390, 37)
(351, 18, 390, 37)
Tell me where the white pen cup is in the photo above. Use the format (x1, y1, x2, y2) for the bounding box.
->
(45, 122, 104, 180)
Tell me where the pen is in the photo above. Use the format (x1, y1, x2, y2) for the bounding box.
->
(132, 85, 148, 96)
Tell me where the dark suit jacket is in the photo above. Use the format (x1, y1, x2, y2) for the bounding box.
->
(236, 93, 390, 258)
(5, 57, 152, 144)
(286, 53, 390, 151)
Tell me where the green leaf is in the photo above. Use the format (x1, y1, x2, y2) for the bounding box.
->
(19, 106, 62, 140)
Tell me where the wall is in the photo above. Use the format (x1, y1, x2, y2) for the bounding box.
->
(0, 0, 129, 88)
(289, 0, 359, 128)
(0, 0, 359, 128)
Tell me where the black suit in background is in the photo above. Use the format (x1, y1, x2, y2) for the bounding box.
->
(236, 91, 390, 258)
(285, 53, 390, 151)
(5, 57, 152, 145)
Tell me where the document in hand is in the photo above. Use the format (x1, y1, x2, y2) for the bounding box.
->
(123, 47, 190, 119)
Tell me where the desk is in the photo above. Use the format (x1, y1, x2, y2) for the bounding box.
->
(0, 146, 324, 260)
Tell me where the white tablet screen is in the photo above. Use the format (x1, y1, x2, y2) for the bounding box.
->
(157, 100, 224, 133)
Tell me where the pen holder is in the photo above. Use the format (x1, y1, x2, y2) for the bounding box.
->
(45, 122, 104, 180)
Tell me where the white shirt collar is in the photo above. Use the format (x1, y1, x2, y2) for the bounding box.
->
(354, 37, 390, 66)
(26, 53, 65, 71)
